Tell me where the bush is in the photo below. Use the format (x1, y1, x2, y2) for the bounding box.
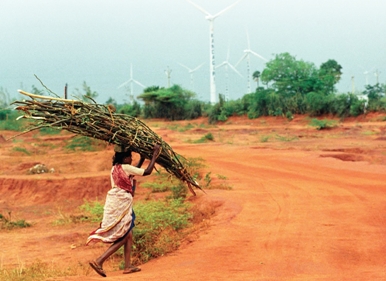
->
(309, 118, 338, 130)
(132, 199, 192, 263)
(119, 101, 142, 117)
(0, 212, 31, 230)
(304, 92, 333, 116)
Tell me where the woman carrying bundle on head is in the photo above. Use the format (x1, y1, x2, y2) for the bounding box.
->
(87, 143, 161, 277)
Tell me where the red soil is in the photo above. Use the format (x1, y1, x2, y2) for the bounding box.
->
(1, 114, 386, 280)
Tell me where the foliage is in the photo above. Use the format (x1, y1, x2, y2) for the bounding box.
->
(0, 109, 30, 131)
(309, 118, 338, 130)
(79, 200, 104, 222)
(304, 92, 334, 116)
(39, 127, 62, 135)
(81, 198, 192, 264)
(64, 136, 105, 152)
(363, 83, 386, 112)
(132, 199, 192, 263)
(74, 81, 99, 101)
(261, 52, 320, 96)
(12, 146, 31, 155)
(205, 94, 244, 123)
(193, 132, 214, 143)
(119, 101, 142, 117)
(138, 85, 202, 120)
(0, 260, 83, 281)
(252, 70, 261, 88)
(0, 212, 31, 230)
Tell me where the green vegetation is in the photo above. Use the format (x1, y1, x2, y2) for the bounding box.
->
(137, 85, 202, 120)
(0, 261, 85, 281)
(64, 136, 105, 152)
(79, 198, 192, 265)
(0, 109, 29, 131)
(309, 118, 338, 130)
(130, 199, 191, 263)
(193, 132, 214, 143)
(38, 127, 61, 135)
(12, 146, 31, 155)
(0, 212, 31, 230)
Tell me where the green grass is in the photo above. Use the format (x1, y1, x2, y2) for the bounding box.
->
(0, 261, 87, 281)
(64, 136, 105, 152)
(38, 127, 62, 135)
(259, 135, 270, 142)
(193, 132, 214, 143)
(79, 198, 192, 265)
(12, 147, 31, 155)
(309, 118, 338, 130)
(0, 213, 31, 230)
(275, 134, 299, 142)
(166, 123, 195, 132)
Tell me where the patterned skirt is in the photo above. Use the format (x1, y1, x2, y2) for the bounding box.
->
(86, 187, 135, 244)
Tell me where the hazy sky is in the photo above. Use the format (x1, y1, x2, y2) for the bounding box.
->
(1, 0, 385, 104)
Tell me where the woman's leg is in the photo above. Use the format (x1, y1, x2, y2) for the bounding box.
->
(123, 230, 141, 273)
(95, 232, 130, 266)
(123, 231, 133, 269)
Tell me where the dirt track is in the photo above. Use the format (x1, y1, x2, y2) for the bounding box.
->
(1, 115, 386, 280)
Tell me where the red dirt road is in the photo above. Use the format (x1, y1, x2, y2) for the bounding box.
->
(1, 115, 386, 280)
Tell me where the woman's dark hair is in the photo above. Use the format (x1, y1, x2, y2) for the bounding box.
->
(112, 151, 132, 166)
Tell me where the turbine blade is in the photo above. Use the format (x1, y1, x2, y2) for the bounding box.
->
(133, 80, 146, 88)
(187, 0, 211, 16)
(250, 50, 268, 62)
(213, 0, 241, 19)
(228, 63, 243, 77)
(235, 53, 248, 67)
(191, 62, 205, 72)
(178, 62, 192, 71)
(117, 79, 131, 89)
(215, 62, 226, 69)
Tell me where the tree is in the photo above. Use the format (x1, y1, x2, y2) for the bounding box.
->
(138, 84, 199, 120)
(252, 70, 261, 88)
(74, 81, 99, 101)
(318, 59, 342, 94)
(260, 52, 318, 97)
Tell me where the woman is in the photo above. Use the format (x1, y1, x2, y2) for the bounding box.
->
(87, 143, 161, 277)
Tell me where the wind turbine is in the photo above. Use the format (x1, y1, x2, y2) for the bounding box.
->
(361, 66, 375, 86)
(118, 64, 145, 104)
(178, 62, 205, 91)
(165, 66, 172, 88)
(187, 0, 241, 104)
(216, 46, 243, 100)
(236, 30, 268, 93)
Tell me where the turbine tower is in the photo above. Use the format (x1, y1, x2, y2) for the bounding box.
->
(236, 30, 268, 93)
(178, 62, 205, 91)
(118, 64, 145, 104)
(361, 66, 374, 85)
(187, 0, 241, 104)
(216, 46, 243, 100)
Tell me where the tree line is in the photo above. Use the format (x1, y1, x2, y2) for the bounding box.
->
(1, 52, 385, 123)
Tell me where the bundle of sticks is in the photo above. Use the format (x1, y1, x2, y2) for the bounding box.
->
(12, 90, 202, 195)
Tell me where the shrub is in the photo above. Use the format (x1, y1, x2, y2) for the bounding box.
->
(309, 118, 338, 130)
(132, 199, 192, 263)
(193, 132, 214, 143)
(79, 201, 104, 222)
(0, 212, 31, 230)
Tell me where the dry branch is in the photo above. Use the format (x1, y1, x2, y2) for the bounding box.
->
(12, 90, 202, 195)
